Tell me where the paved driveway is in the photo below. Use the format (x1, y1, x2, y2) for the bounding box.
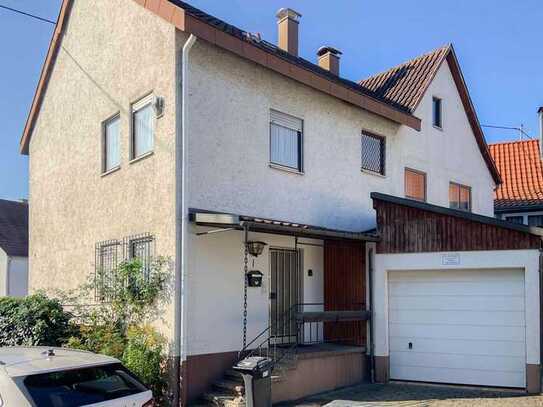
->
(278, 382, 543, 406)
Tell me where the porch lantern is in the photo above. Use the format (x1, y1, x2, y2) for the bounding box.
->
(246, 241, 267, 257)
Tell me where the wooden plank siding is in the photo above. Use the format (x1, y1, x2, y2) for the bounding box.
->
(323, 240, 366, 346)
(373, 198, 541, 254)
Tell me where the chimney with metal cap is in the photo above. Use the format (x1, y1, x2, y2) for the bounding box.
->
(539, 107, 543, 159)
(317, 46, 342, 76)
(276, 8, 302, 56)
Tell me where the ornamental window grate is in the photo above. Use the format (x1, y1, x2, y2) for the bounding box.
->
(361, 132, 385, 175)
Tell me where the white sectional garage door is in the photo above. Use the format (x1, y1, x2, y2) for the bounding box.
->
(388, 269, 526, 388)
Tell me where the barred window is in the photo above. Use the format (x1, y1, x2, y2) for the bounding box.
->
(361, 132, 385, 175)
(94, 233, 155, 302)
(95, 240, 121, 302)
(128, 234, 155, 279)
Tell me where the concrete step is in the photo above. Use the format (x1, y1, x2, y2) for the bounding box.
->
(212, 379, 244, 395)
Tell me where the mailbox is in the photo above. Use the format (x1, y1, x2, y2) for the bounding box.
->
(247, 270, 263, 287)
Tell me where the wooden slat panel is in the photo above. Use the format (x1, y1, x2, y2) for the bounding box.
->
(374, 200, 541, 254)
(324, 240, 366, 346)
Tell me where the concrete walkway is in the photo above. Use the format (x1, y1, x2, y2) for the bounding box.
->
(277, 382, 543, 406)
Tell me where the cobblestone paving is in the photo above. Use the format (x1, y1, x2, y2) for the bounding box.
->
(278, 382, 543, 407)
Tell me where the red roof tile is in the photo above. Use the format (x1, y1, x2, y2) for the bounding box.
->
(489, 140, 543, 209)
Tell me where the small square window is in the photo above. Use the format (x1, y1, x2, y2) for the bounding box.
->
(131, 95, 155, 159)
(361, 132, 385, 175)
(432, 97, 442, 128)
(269, 110, 303, 172)
(405, 168, 426, 202)
(449, 182, 471, 212)
(102, 115, 120, 173)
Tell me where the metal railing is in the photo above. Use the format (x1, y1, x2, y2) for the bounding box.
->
(238, 302, 367, 368)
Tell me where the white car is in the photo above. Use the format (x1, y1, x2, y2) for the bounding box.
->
(0, 347, 153, 406)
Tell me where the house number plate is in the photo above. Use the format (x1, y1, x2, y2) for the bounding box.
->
(441, 253, 460, 266)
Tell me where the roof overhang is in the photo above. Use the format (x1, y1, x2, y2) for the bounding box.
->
(189, 209, 380, 242)
(19, 0, 421, 155)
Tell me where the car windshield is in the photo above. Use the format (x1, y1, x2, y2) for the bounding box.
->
(22, 363, 147, 407)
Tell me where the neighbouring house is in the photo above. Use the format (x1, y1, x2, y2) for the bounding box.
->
(0, 199, 28, 297)
(20, 0, 542, 404)
(489, 108, 543, 225)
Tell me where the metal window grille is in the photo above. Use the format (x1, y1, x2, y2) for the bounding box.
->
(95, 240, 121, 302)
(94, 233, 155, 302)
(361, 132, 385, 175)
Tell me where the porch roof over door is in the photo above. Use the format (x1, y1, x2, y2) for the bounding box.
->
(188, 208, 379, 242)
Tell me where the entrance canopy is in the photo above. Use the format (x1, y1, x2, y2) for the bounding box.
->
(189, 209, 379, 242)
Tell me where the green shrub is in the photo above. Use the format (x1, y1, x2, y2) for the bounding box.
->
(122, 325, 167, 405)
(0, 294, 73, 347)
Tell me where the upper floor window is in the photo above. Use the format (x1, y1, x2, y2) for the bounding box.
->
(102, 114, 120, 173)
(528, 215, 543, 227)
(449, 182, 471, 211)
(505, 215, 524, 225)
(131, 94, 155, 159)
(405, 168, 426, 201)
(432, 96, 442, 128)
(361, 132, 385, 175)
(269, 109, 303, 172)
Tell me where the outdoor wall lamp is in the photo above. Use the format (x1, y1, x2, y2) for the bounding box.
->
(246, 241, 267, 257)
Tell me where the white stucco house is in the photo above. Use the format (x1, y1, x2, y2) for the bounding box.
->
(20, 0, 542, 404)
(0, 199, 28, 298)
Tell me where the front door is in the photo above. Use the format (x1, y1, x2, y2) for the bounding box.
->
(269, 248, 300, 345)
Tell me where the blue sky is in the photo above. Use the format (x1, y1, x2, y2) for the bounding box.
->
(1, 0, 542, 200)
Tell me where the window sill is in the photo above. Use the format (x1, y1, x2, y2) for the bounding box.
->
(433, 125, 443, 131)
(129, 151, 154, 164)
(101, 166, 121, 177)
(361, 168, 386, 178)
(269, 163, 304, 175)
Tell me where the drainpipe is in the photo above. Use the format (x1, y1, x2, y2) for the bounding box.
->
(368, 246, 376, 383)
(173, 33, 197, 407)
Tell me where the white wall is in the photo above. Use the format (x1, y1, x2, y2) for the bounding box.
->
(186, 225, 323, 356)
(7, 257, 28, 297)
(185, 40, 496, 235)
(373, 250, 540, 366)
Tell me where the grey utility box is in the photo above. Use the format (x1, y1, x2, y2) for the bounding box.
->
(234, 356, 272, 407)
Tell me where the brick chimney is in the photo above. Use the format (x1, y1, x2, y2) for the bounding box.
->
(539, 107, 543, 158)
(276, 8, 302, 56)
(317, 46, 342, 76)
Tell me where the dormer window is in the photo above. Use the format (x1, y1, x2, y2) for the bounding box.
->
(432, 97, 442, 128)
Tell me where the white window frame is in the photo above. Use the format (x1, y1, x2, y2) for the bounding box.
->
(101, 113, 121, 175)
(130, 93, 156, 161)
(432, 96, 443, 129)
(269, 109, 304, 173)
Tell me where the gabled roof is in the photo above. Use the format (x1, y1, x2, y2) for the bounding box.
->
(360, 45, 501, 185)
(19, 0, 420, 155)
(359, 45, 451, 112)
(0, 199, 28, 257)
(489, 139, 543, 211)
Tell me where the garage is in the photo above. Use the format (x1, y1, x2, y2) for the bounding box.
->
(388, 269, 526, 388)
(370, 193, 542, 393)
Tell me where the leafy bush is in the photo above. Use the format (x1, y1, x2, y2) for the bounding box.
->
(0, 294, 73, 347)
(122, 325, 167, 405)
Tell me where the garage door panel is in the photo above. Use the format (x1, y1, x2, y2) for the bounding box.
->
(389, 295, 525, 312)
(389, 269, 523, 282)
(389, 281, 524, 297)
(389, 323, 525, 342)
(389, 337, 526, 357)
(390, 365, 525, 388)
(388, 269, 526, 388)
(389, 309, 525, 327)
(390, 351, 525, 373)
